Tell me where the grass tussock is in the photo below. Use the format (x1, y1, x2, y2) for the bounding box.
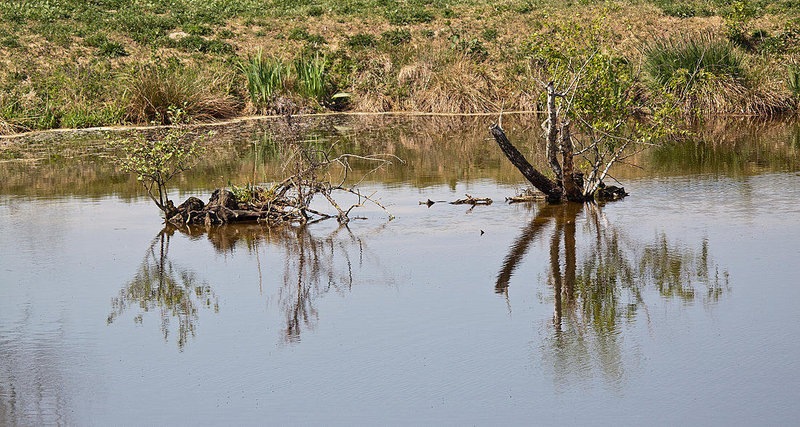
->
(643, 34, 794, 115)
(126, 64, 240, 124)
(643, 35, 747, 86)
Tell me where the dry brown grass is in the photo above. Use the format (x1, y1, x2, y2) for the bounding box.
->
(0, 117, 12, 136)
(126, 65, 241, 124)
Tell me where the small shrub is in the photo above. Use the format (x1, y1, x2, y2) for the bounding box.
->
(109, 107, 208, 216)
(754, 25, 800, 55)
(723, 0, 758, 48)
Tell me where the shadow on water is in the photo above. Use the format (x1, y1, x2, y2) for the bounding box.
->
(108, 222, 390, 348)
(496, 202, 729, 387)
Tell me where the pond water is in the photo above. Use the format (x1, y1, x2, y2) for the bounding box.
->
(1, 115, 800, 425)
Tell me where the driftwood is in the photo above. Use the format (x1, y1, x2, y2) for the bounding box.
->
(506, 189, 547, 203)
(450, 194, 493, 205)
(167, 189, 310, 226)
(167, 179, 392, 226)
(162, 135, 399, 226)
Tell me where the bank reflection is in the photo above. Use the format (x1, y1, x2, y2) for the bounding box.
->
(497, 203, 729, 385)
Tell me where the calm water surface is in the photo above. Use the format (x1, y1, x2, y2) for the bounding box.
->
(1, 116, 799, 425)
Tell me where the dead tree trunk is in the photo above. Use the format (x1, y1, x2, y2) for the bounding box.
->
(560, 120, 584, 202)
(490, 84, 591, 203)
(546, 82, 563, 192)
(489, 124, 562, 202)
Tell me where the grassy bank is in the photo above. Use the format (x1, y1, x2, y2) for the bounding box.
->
(0, 0, 798, 135)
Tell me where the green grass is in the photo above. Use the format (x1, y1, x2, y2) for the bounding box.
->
(166, 35, 235, 54)
(347, 33, 377, 49)
(381, 29, 412, 45)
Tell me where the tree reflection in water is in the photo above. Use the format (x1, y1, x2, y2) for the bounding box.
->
(107, 227, 219, 350)
(179, 223, 380, 344)
(496, 203, 729, 386)
(109, 222, 386, 347)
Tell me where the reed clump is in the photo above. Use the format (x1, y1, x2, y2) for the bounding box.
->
(239, 49, 287, 109)
(294, 55, 329, 103)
